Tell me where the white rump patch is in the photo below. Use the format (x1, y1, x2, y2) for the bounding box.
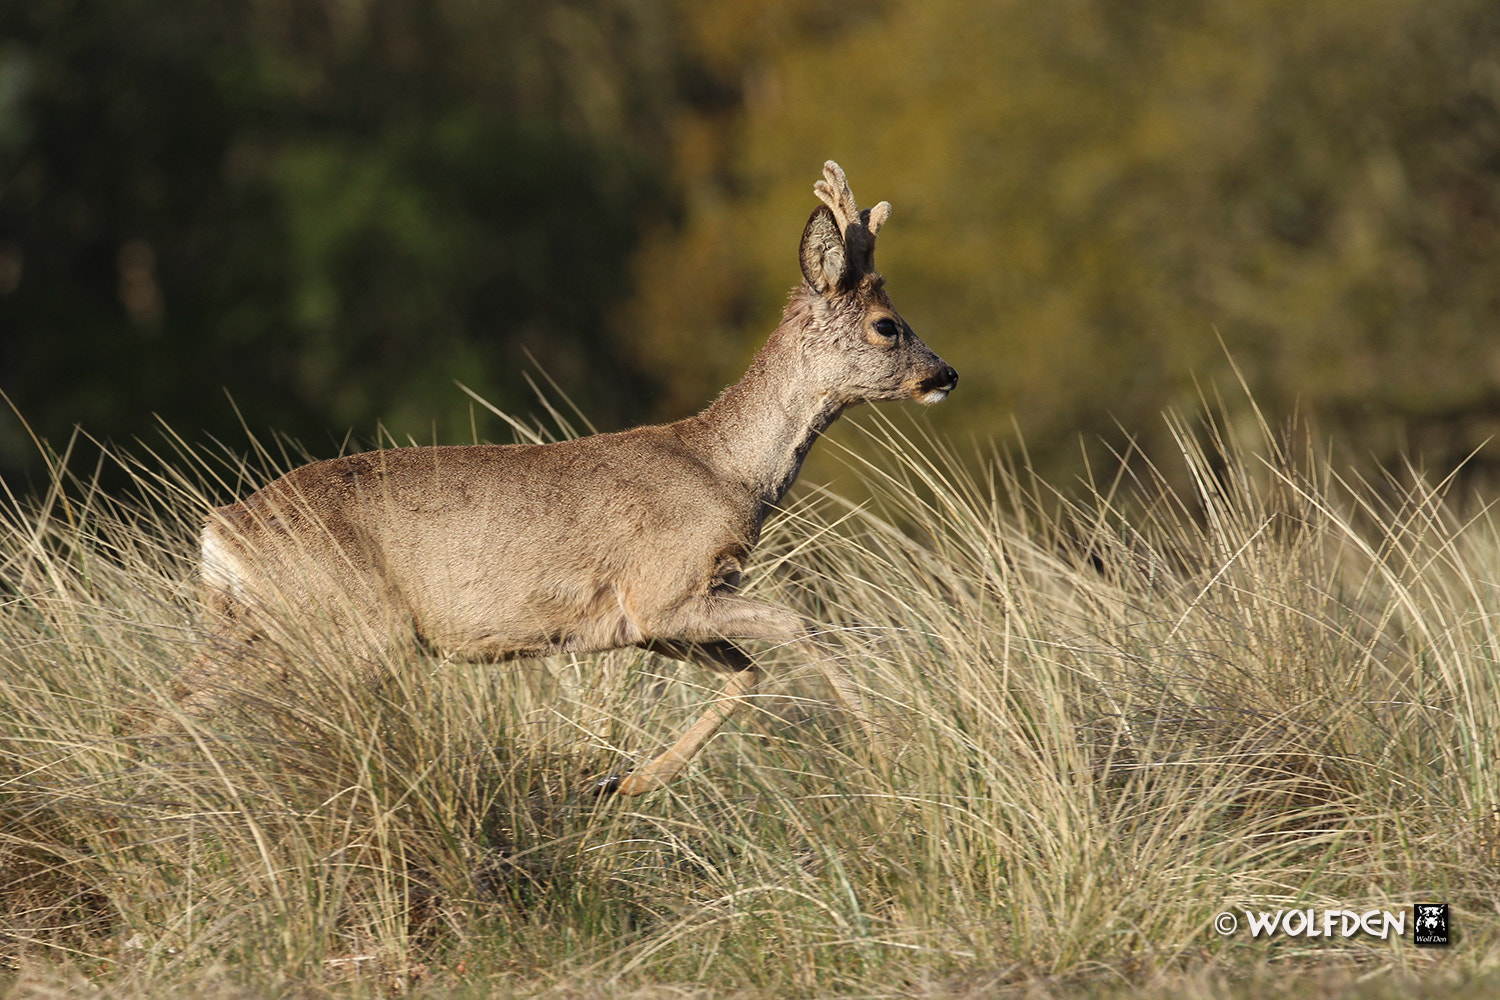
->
(200, 528, 248, 597)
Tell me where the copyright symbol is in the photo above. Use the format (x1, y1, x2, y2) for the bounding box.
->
(1214, 911, 1238, 936)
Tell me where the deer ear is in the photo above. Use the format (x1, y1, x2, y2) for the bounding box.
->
(799, 204, 847, 293)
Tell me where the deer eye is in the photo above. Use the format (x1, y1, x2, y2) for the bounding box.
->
(870, 317, 900, 343)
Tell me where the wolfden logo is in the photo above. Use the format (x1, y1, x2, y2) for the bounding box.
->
(1414, 903, 1450, 946)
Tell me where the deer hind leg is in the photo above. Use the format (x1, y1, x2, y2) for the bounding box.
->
(157, 579, 404, 733)
(119, 587, 262, 737)
(610, 640, 758, 797)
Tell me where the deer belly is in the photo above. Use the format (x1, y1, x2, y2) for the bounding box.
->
(409, 579, 648, 661)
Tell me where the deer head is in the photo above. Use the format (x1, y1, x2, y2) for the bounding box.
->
(793, 161, 957, 405)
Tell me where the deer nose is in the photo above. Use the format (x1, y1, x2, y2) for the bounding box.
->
(913, 364, 958, 404)
(924, 365, 958, 394)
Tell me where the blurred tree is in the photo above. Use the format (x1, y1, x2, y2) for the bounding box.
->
(8, 0, 1500, 498)
(625, 0, 1500, 487)
(0, 0, 682, 490)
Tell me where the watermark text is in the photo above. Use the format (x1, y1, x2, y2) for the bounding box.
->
(1214, 908, 1406, 940)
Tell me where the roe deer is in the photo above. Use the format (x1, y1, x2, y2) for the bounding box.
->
(170, 161, 957, 795)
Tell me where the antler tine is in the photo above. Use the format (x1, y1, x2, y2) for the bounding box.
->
(815, 161, 893, 237)
(814, 160, 861, 236)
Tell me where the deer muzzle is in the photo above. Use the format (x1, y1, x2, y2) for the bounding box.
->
(913, 363, 959, 404)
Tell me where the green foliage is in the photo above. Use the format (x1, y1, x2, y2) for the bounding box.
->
(0, 0, 677, 487)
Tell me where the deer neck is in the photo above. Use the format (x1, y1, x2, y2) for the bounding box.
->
(693, 325, 846, 511)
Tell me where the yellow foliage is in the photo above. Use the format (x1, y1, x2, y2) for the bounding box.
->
(628, 0, 1500, 483)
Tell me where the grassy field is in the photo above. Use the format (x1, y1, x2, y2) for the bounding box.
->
(1, 404, 1498, 998)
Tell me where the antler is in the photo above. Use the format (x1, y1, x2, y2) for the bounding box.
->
(813, 160, 890, 275)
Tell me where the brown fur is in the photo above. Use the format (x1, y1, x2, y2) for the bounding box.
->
(169, 161, 957, 795)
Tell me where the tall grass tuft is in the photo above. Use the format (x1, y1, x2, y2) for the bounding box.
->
(1, 404, 1497, 997)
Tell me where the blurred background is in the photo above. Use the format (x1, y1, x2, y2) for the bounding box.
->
(4, 0, 1500, 496)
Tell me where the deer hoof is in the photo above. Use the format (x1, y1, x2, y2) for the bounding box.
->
(591, 767, 632, 797)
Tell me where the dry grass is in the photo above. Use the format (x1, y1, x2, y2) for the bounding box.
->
(1, 402, 1498, 998)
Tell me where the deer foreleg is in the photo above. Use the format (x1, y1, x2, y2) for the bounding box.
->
(598, 598, 885, 796)
(658, 594, 886, 747)
(799, 640, 881, 746)
(613, 645, 760, 797)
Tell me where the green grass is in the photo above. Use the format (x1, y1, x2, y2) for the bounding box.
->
(2, 405, 1498, 998)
